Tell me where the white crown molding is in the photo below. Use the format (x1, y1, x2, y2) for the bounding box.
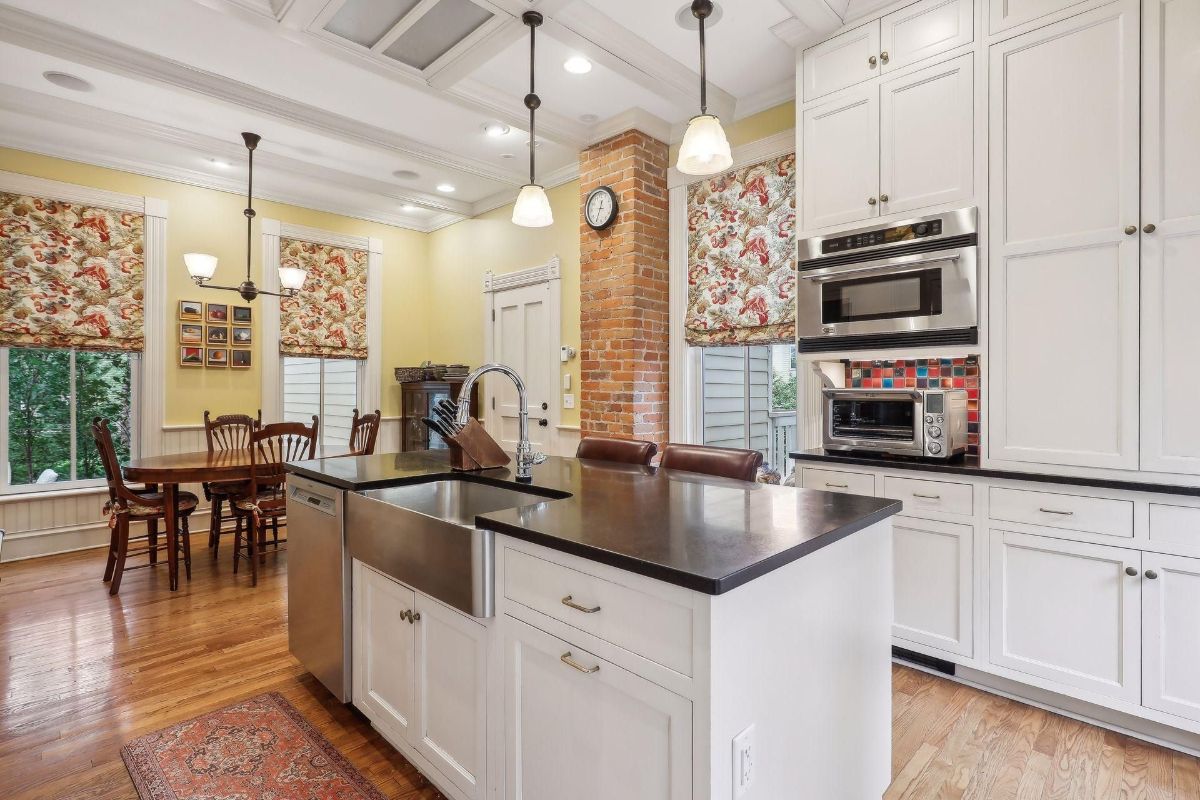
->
(668, 129, 795, 189)
(0, 169, 149, 213)
(278, 222, 372, 251)
(585, 108, 673, 148)
(734, 80, 797, 121)
(483, 255, 561, 292)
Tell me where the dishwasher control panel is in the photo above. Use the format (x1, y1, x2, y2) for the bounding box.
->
(289, 484, 337, 516)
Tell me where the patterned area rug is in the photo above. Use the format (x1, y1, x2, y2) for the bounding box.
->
(121, 692, 387, 800)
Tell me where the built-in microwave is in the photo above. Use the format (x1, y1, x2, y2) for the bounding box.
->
(823, 388, 968, 459)
(797, 208, 978, 353)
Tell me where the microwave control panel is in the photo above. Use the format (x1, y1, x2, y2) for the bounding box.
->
(821, 218, 943, 255)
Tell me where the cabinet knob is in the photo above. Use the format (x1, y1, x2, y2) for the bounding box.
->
(1143, 223, 1156, 234)
(879, 193, 890, 202)
(1124, 225, 1137, 235)
(867, 197, 877, 206)
(1145, 569, 1159, 580)
(880, 50, 890, 64)
(1125, 566, 1139, 577)
(868, 55, 878, 67)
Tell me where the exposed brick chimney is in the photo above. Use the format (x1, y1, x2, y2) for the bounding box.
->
(578, 129, 670, 446)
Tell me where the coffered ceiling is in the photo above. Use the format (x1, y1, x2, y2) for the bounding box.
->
(0, 0, 888, 231)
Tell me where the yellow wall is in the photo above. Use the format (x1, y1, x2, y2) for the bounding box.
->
(0, 147, 430, 425)
(669, 101, 796, 162)
(426, 181, 582, 427)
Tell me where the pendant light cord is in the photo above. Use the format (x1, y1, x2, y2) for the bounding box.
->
(526, 14, 538, 185)
(698, 12, 707, 115)
(245, 143, 254, 283)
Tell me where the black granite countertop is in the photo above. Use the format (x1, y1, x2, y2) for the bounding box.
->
(790, 448, 1200, 497)
(287, 452, 902, 595)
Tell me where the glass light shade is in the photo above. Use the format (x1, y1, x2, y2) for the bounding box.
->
(676, 114, 733, 176)
(512, 184, 554, 227)
(183, 252, 218, 281)
(278, 266, 306, 291)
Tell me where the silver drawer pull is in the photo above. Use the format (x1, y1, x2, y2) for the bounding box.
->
(561, 651, 600, 674)
(1039, 507, 1075, 516)
(562, 595, 601, 614)
(912, 493, 941, 500)
(826, 482, 849, 489)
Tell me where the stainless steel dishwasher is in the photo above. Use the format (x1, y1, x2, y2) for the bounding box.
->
(286, 474, 351, 702)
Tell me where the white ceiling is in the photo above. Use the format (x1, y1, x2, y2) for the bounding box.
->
(0, 0, 871, 232)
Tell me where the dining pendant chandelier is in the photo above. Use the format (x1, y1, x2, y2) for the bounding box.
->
(511, 11, 553, 228)
(676, 0, 732, 176)
(183, 132, 305, 301)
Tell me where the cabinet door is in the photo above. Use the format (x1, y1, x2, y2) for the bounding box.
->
(1140, 0, 1200, 475)
(353, 562, 418, 740)
(879, 53, 973, 217)
(413, 594, 488, 800)
(989, 0, 1094, 36)
(802, 86, 880, 230)
(1142, 553, 1200, 723)
(987, 2, 1140, 470)
(893, 516, 973, 657)
(503, 616, 691, 800)
(802, 21, 881, 102)
(880, 0, 973, 73)
(989, 530, 1141, 702)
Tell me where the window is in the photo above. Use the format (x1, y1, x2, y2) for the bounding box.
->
(700, 342, 797, 476)
(1, 347, 139, 493)
(282, 356, 362, 456)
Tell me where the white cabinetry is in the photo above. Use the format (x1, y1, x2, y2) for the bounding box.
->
(354, 562, 417, 741)
(1142, 553, 1200, 724)
(502, 616, 692, 800)
(989, 530, 1141, 702)
(989, 0, 1094, 35)
(1139, 0, 1200, 476)
(882, 0, 974, 72)
(892, 516, 974, 656)
(987, 1, 1141, 470)
(800, 465, 876, 495)
(802, 87, 880, 229)
(802, 21, 881, 101)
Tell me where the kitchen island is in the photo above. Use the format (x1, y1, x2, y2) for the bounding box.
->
(286, 451, 901, 800)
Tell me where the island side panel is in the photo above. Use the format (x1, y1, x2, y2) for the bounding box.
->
(705, 519, 893, 799)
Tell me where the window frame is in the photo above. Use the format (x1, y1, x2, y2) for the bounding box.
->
(281, 354, 365, 458)
(0, 347, 141, 495)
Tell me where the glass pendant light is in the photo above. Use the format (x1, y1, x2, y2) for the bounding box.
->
(512, 11, 553, 228)
(676, 0, 732, 176)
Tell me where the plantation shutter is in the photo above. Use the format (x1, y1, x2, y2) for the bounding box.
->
(0, 192, 145, 352)
(278, 237, 368, 359)
(684, 153, 797, 346)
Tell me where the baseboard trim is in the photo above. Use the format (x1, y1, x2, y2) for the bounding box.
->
(1, 510, 214, 562)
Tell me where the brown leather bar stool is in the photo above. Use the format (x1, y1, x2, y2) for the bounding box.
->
(659, 443, 763, 482)
(576, 436, 658, 466)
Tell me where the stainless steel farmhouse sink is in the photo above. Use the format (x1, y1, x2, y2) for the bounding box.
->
(345, 478, 567, 617)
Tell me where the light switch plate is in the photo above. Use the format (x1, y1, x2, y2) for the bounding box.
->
(563, 373, 571, 390)
(562, 393, 575, 409)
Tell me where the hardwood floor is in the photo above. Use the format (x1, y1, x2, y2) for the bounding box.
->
(1, 543, 1196, 799)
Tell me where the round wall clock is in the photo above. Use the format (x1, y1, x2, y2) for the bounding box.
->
(584, 186, 618, 231)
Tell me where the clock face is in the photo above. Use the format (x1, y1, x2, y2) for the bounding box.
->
(585, 186, 617, 230)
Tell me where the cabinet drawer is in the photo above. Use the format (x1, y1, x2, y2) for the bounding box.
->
(503, 548, 693, 676)
(988, 487, 1133, 538)
(802, 467, 876, 496)
(1149, 504, 1200, 551)
(883, 476, 974, 516)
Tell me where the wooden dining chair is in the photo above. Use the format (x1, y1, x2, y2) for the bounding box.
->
(91, 418, 199, 595)
(348, 408, 382, 456)
(202, 409, 261, 560)
(231, 417, 318, 586)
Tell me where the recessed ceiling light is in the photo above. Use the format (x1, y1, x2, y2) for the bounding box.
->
(436, 183, 456, 193)
(499, 153, 516, 159)
(481, 122, 511, 138)
(675, 2, 722, 29)
(402, 204, 419, 212)
(207, 158, 232, 169)
(392, 169, 420, 180)
(579, 113, 599, 124)
(563, 56, 592, 74)
(42, 71, 93, 92)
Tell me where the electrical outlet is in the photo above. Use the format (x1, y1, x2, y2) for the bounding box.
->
(733, 725, 755, 797)
(562, 393, 575, 409)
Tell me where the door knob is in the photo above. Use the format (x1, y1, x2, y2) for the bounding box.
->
(868, 197, 877, 206)
(879, 193, 889, 202)
(1145, 570, 1159, 580)
(1124, 225, 1137, 235)
(1143, 223, 1156, 233)
(1125, 566, 1139, 576)
(868, 55, 878, 67)
(880, 50, 890, 64)
(541, 402, 549, 410)
(538, 418, 548, 427)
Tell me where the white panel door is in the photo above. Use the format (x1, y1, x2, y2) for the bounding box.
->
(879, 53, 973, 217)
(802, 21, 881, 101)
(413, 594, 488, 800)
(880, 0, 974, 73)
(353, 562, 418, 741)
(892, 516, 974, 657)
(1142, 553, 1200, 724)
(989, 0, 1094, 36)
(989, 530, 1141, 702)
(503, 616, 691, 800)
(488, 283, 552, 454)
(1140, 0, 1200, 475)
(802, 86, 880, 230)
(988, 2, 1140, 469)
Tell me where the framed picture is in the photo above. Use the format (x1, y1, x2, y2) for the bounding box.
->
(179, 300, 203, 320)
(232, 305, 252, 323)
(180, 346, 204, 366)
(206, 325, 229, 344)
(207, 348, 229, 367)
(231, 349, 252, 369)
(179, 323, 204, 344)
(231, 326, 252, 346)
(206, 302, 229, 323)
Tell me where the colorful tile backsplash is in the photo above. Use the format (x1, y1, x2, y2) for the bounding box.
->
(844, 357, 982, 456)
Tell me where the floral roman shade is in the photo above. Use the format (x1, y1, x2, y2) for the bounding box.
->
(278, 237, 368, 359)
(0, 192, 145, 352)
(685, 153, 796, 346)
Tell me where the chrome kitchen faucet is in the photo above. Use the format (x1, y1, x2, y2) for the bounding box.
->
(455, 363, 546, 482)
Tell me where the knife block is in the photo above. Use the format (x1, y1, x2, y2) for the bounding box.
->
(441, 419, 511, 471)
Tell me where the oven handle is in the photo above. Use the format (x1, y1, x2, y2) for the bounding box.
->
(800, 253, 961, 282)
(823, 389, 922, 400)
